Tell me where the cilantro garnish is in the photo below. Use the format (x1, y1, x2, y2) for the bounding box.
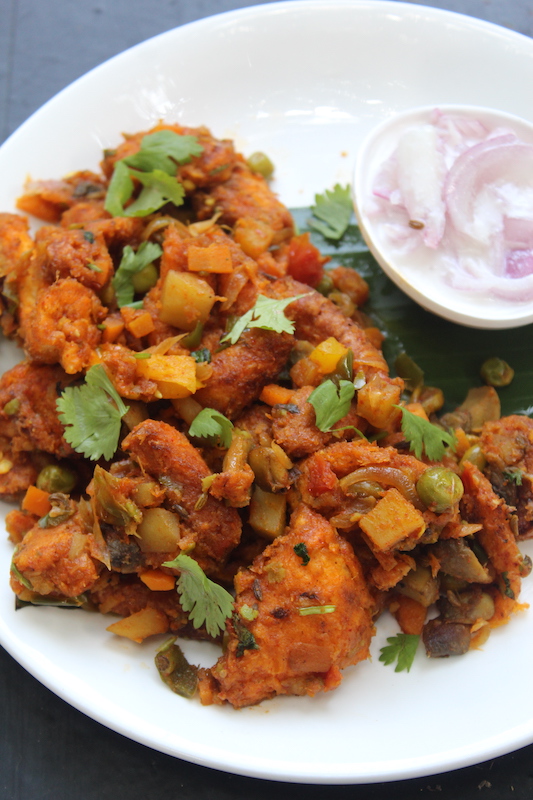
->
(123, 168, 185, 217)
(503, 467, 523, 486)
(379, 633, 419, 673)
(188, 408, 234, 448)
(104, 130, 202, 218)
(56, 364, 129, 461)
(308, 184, 353, 241)
(112, 240, 162, 307)
(221, 294, 306, 346)
(395, 405, 457, 461)
(123, 130, 203, 174)
(233, 615, 259, 657)
(293, 542, 310, 566)
(298, 605, 336, 616)
(162, 553, 234, 638)
(308, 379, 355, 432)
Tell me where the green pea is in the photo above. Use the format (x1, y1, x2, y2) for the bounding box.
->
(416, 466, 464, 514)
(3, 398, 20, 416)
(246, 151, 274, 179)
(36, 464, 77, 494)
(315, 273, 335, 297)
(480, 357, 514, 387)
(459, 443, 486, 472)
(131, 262, 159, 294)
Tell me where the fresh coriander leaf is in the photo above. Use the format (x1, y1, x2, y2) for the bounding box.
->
(56, 364, 129, 461)
(293, 542, 310, 566)
(503, 467, 523, 485)
(123, 168, 185, 217)
(308, 379, 355, 432)
(221, 294, 306, 345)
(298, 605, 336, 616)
(123, 130, 204, 175)
(233, 614, 259, 657)
(112, 240, 162, 307)
(308, 184, 353, 240)
(104, 160, 134, 216)
(379, 633, 419, 673)
(162, 553, 234, 638)
(189, 408, 234, 448)
(190, 348, 211, 364)
(395, 405, 457, 461)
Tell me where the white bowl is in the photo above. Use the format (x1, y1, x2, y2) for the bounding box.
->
(353, 104, 533, 329)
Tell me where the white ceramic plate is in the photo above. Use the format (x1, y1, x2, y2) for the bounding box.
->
(2, 0, 533, 785)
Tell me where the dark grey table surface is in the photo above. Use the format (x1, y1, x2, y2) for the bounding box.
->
(2, 1, 533, 798)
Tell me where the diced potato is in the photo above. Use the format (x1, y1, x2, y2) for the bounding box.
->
(359, 488, 425, 552)
(356, 373, 402, 430)
(159, 270, 216, 331)
(309, 337, 349, 374)
(233, 217, 274, 260)
(136, 354, 197, 399)
(106, 606, 169, 642)
(137, 507, 181, 553)
(249, 485, 287, 540)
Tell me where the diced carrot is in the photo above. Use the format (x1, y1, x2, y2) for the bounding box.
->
(259, 383, 295, 406)
(187, 243, 233, 273)
(392, 594, 427, 635)
(123, 310, 155, 338)
(21, 485, 51, 518)
(139, 569, 176, 592)
(405, 402, 429, 421)
(16, 194, 62, 223)
(364, 327, 385, 350)
(101, 317, 125, 343)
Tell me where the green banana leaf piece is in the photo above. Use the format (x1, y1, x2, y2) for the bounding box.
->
(292, 208, 533, 417)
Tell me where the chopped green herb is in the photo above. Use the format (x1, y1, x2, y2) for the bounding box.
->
(395, 405, 457, 461)
(221, 294, 306, 346)
(112, 240, 162, 307)
(503, 467, 523, 486)
(162, 553, 234, 638)
(87, 262, 102, 272)
(233, 614, 259, 657)
(83, 230, 95, 243)
(123, 130, 204, 175)
(123, 168, 185, 217)
(308, 378, 355, 432)
(379, 633, 420, 673)
(104, 131, 202, 218)
(133, 352, 152, 360)
(501, 571, 515, 599)
(298, 605, 336, 616)
(308, 184, 353, 241)
(56, 364, 129, 461)
(293, 542, 310, 566)
(191, 348, 211, 364)
(188, 408, 234, 449)
(104, 160, 134, 217)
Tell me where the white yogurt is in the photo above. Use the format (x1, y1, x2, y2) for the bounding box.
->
(353, 105, 533, 329)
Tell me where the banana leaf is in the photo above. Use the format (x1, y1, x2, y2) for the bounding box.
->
(293, 208, 533, 417)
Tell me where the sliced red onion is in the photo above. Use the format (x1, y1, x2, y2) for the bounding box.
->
(395, 124, 446, 248)
(371, 111, 533, 303)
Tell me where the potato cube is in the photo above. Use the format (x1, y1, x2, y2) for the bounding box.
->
(359, 488, 425, 552)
